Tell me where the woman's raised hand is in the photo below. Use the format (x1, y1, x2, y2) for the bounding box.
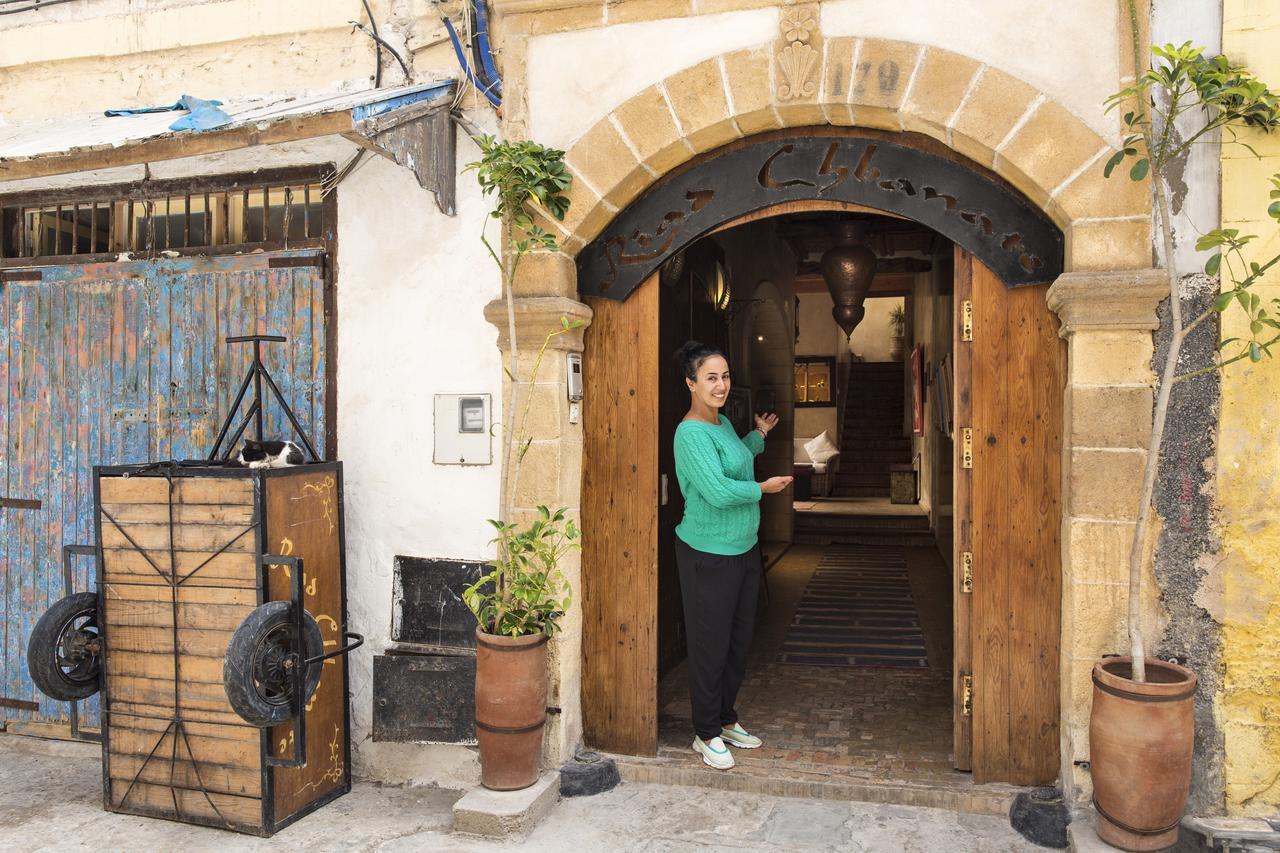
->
(754, 412, 780, 436)
(759, 476, 794, 494)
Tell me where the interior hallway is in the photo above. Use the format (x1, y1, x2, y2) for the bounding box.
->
(657, 541, 957, 785)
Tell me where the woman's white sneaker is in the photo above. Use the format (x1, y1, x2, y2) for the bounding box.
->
(720, 723, 762, 748)
(693, 736, 735, 769)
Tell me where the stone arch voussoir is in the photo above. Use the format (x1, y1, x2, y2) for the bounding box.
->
(553, 38, 1152, 272)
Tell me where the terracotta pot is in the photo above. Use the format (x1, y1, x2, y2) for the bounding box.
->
(889, 335, 905, 362)
(1090, 657, 1197, 852)
(474, 629, 549, 791)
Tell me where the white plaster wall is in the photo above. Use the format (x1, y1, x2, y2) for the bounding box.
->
(821, 0, 1120, 139)
(525, 9, 778, 148)
(796, 291, 843, 357)
(525, 0, 1122, 151)
(335, 133, 499, 787)
(1153, 0, 1223, 275)
(849, 296, 903, 363)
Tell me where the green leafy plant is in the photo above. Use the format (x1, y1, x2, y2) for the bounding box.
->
(888, 304, 906, 335)
(1103, 25, 1280, 681)
(463, 135, 582, 637)
(464, 506, 579, 637)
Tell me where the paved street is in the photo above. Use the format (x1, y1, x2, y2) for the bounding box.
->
(0, 734, 1039, 852)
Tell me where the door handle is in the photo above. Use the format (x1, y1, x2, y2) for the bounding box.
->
(660, 474, 669, 506)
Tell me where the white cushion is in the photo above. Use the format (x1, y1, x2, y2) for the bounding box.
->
(804, 431, 840, 465)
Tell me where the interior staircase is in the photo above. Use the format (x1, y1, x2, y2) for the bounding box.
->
(833, 362, 911, 499)
(794, 361, 931, 547)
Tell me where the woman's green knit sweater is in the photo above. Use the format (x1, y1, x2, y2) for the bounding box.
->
(674, 415, 765, 555)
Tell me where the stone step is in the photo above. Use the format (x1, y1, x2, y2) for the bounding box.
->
(608, 752, 1018, 816)
(793, 531, 939, 547)
(831, 487, 893, 498)
(793, 513, 931, 531)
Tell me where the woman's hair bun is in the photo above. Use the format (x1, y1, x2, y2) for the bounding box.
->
(673, 340, 725, 380)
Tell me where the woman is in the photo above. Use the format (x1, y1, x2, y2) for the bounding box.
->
(672, 340, 792, 770)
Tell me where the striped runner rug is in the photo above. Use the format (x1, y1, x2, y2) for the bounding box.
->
(777, 544, 929, 669)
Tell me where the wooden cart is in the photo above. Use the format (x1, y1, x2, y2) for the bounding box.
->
(90, 462, 354, 836)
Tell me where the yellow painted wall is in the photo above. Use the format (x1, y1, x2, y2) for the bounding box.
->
(1219, 0, 1280, 817)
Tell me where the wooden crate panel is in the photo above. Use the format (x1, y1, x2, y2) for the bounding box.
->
(264, 469, 348, 819)
(107, 626, 235, 658)
(105, 673, 237, 710)
(103, 550, 257, 584)
(100, 476, 254, 506)
(103, 600, 254, 631)
(110, 713, 259, 746)
(101, 521, 257, 553)
(108, 700, 245, 728)
(175, 478, 254, 506)
(101, 502, 257, 526)
(106, 651, 226, 684)
(100, 478, 170, 504)
(106, 584, 258, 607)
(109, 754, 262, 799)
(108, 780, 263, 829)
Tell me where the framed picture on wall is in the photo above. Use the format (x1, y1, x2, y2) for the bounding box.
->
(794, 356, 835, 407)
(911, 345, 925, 436)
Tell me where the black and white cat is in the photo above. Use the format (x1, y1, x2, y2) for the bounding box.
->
(236, 439, 305, 469)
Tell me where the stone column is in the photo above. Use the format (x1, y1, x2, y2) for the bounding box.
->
(483, 251, 593, 768)
(1046, 269, 1167, 803)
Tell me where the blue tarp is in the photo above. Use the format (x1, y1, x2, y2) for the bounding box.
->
(104, 95, 233, 132)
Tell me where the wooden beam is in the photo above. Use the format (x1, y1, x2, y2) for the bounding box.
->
(0, 112, 355, 183)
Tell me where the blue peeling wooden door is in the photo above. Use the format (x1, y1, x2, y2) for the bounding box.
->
(0, 250, 327, 732)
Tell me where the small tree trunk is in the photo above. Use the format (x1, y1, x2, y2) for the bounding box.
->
(1126, 177, 1184, 684)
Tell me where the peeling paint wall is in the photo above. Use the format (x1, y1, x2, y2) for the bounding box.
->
(1218, 0, 1280, 817)
(0, 134, 500, 789)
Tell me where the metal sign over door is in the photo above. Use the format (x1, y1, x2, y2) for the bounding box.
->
(0, 250, 328, 732)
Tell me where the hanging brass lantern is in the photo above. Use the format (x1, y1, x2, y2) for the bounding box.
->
(819, 221, 877, 338)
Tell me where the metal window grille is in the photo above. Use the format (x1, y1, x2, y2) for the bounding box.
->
(1, 180, 326, 261)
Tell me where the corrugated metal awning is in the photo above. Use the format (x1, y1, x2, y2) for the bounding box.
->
(0, 80, 460, 213)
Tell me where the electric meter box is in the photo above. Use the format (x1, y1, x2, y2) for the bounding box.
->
(434, 394, 493, 465)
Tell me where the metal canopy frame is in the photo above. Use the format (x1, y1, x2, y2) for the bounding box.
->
(577, 132, 1066, 301)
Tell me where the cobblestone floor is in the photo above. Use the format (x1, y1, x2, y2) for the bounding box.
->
(658, 544, 961, 785)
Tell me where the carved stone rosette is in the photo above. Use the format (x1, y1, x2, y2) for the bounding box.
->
(777, 5, 820, 101)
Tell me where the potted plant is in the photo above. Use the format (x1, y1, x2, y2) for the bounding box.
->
(1093, 25, 1280, 849)
(888, 304, 906, 361)
(462, 134, 582, 790)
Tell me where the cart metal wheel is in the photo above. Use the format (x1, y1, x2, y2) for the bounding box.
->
(27, 592, 103, 701)
(223, 601, 324, 727)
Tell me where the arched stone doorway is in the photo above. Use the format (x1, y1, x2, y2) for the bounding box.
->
(492, 37, 1166, 800)
(577, 124, 1067, 785)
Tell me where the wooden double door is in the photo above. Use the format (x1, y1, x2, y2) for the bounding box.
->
(579, 248, 1063, 786)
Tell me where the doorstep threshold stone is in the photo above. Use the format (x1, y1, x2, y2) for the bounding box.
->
(452, 771, 561, 839)
(608, 752, 1020, 816)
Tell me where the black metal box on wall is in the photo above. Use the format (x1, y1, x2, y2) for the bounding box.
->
(372, 654, 475, 743)
(373, 557, 483, 743)
(391, 557, 484, 652)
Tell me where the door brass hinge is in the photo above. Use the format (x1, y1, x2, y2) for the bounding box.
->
(962, 674, 973, 716)
(961, 428, 973, 468)
(961, 300, 973, 341)
(961, 551, 973, 593)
